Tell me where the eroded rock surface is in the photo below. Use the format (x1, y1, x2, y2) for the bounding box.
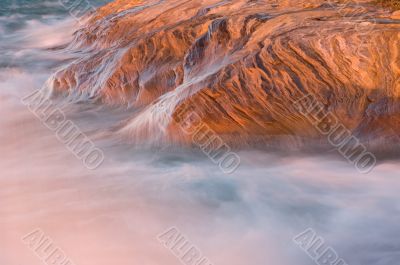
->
(49, 0, 400, 149)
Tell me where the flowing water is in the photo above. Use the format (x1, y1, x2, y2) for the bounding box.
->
(1, 1, 400, 265)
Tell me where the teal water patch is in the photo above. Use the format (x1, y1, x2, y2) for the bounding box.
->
(0, 0, 111, 17)
(0, 0, 111, 33)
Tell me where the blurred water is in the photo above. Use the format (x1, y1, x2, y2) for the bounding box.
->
(0, 2, 400, 265)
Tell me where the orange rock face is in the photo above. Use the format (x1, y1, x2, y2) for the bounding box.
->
(49, 0, 400, 149)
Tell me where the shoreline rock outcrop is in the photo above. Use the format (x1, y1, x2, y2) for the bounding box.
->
(49, 0, 400, 150)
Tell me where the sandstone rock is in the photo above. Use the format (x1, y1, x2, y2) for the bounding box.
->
(47, 0, 400, 149)
(392, 10, 400, 19)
